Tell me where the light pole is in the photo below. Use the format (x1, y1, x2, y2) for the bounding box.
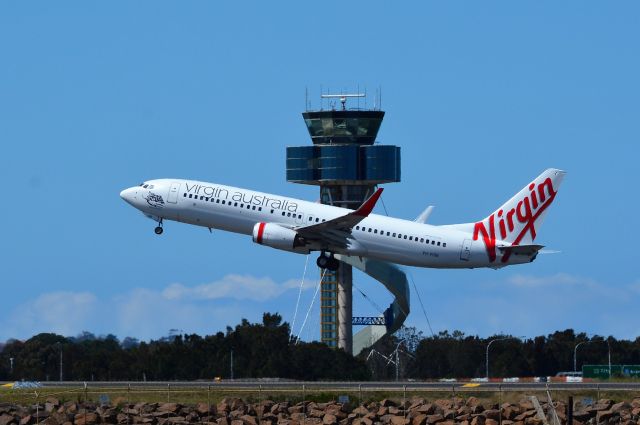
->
(9, 357, 14, 374)
(573, 338, 612, 377)
(55, 342, 63, 381)
(485, 336, 524, 380)
(573, 341, 588, 372)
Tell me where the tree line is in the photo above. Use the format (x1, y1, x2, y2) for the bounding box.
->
(1, 314, 639, 381)
(0, 313, 368, 381)
(361, 328, 640, 380)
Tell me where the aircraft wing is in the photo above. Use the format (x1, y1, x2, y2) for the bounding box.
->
(295, 188, 383, 247)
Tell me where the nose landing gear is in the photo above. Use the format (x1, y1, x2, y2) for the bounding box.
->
(154, 218, 164, 235)
(316, 252, 339, 271)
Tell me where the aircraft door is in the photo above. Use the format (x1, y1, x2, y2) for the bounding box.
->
(460, 239, 472, 261)
(167, 182, 181, 204)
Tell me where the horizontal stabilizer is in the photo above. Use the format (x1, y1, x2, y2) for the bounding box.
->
(497, 244, 544, 256)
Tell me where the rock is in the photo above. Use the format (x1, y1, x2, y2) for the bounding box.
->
(353, 406, 370, 416)
(443, 410, 456, 420)
(456, 414, 471, 422)
(470, 416, 484, 425)
(409, 400, 427, 411)
(502, 406, 517, 420)
(159, 404, 181, 413)
(523, 418, 542, 425)
(323, 414, 338, 425)
(309, 409, 325, 418)
(485, 420, 498, 425)
(381, 400, 397, 408)
(612, 402, 632, 413)
(217, 418, 229, 425)
(519, 400, 534, 411)
(418, 405, 436, 415)
(572, 410, 592, 421)
(514, 411, 537, 421)
(412, 414, 428, 425)
(0, 414, 15, 425)
(594, 400, 613, 411)
(73, 413, 98, 425)
(596, 410, 617, 422)
(484, 410, 500, 421)
(466, 398, 481, 407)
(426, 414, 444, 424)
(378, 407, 389, 416)
(390, 417, 409, 425)
(240, 415, 257, 425)
(46, 399, 60, 408)
(471, 405, 485, 415)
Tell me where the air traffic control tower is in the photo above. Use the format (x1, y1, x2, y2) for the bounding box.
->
(286, 93, 401, 353)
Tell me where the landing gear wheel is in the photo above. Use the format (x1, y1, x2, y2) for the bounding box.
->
(327, 256, 340, 272)
(154, 226, 163, 235)
(316, 254, 329, 269)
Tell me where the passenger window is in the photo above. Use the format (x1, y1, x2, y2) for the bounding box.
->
(282, 212, 286, 216)
(356, 226, 360, 230)
(188, 194, 193, 199)
(437, 241, 441, 246)
(298, 214, 302, 219)
(368, 228, 372, 233)
(247, 205, 251, 209)
(183, 193, 187, 197)
(205, 197, 209, 201)
(258, 207, 262, 211)
(374, 229, 378, 234)
(309, 217, 313, 221)
(404, 235, 407, 239)
(216, 199, 220, 203)
(431, 240, 435, 245)
(222, 200, 226, 204)
(234, 202, 238, 207)
(316, 218, 320, 222)
(443, 243, 447, 247)
(426, 239, 429, 244)
(271, 209, 274, 214)
(409, 236, 413, 241)
(322, 219, 326, 222)
(392, 233, 396, 237)
(420, 238, 424, 243)
(386, 231, 390, 236)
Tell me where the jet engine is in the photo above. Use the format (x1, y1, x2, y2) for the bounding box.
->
(252, 222, 310, 254)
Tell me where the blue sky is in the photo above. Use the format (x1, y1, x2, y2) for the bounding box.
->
(1, 2, 638, 343)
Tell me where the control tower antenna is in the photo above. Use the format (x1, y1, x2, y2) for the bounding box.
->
(321, 93, 365, 111)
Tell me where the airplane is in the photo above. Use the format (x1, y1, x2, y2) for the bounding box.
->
(120, 168, 565, 271)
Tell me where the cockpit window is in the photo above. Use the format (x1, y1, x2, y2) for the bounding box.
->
(148, 185, 154, 189)
(143, 184, 149, 188)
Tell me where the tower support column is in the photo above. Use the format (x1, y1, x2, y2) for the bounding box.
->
(337, 263, 353, 352)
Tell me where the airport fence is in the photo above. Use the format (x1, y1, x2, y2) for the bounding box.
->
(2, 382, 640, 408)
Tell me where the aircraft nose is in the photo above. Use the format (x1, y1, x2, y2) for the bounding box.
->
(120, 187, 137, 205)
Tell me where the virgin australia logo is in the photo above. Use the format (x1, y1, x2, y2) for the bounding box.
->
(144, 192, 165, 208)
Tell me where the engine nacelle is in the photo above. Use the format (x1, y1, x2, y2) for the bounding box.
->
(252, 222, 310, 254)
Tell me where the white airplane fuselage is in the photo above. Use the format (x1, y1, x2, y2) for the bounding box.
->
(120, 172, 565, 270)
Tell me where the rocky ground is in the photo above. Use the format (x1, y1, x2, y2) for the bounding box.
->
(1, 395, 639, 425)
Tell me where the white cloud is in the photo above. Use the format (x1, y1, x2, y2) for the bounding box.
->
(4, 291, 98, 338)
(161, 274, 317, 301)
(506, 272, 586, 287)
(0, 274, 320, 341)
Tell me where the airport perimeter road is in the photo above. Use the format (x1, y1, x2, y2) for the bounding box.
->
(32, 381, 640, 391)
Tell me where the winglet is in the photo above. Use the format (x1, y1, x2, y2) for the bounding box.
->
(353, 188, 384, 217)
